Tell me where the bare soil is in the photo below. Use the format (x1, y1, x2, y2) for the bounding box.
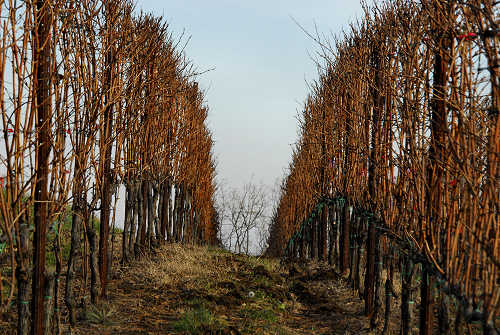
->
(1, 244, 375, 334)
(67, 244, 372, 335)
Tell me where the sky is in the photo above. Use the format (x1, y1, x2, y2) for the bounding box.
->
(136, 0, 364, 190)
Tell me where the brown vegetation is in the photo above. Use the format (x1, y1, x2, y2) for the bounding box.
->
(0, 0, 218, 333)
(57, 243, 375, 335)
(267, 0, 499, 334)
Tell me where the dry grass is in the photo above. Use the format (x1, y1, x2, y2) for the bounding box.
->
(241, 254, 282, 273)
(2, 238, 373, 334)
(65, 243, 377, 334)
(135, 243, 235, 290)
(135, 243, 283, 293)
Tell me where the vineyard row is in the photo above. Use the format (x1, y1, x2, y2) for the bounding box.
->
(267, 0, 499, 334)
(0, 0, 219, 333)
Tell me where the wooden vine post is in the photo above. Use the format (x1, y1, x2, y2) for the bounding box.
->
(99, 0, 118, 298)
(32, 0, 52, 333)
(365, 43, 383, 317)
(340, 199, 350, 274)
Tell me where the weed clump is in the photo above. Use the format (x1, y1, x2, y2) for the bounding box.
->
(86, 304, 116, 325)
(173, 306, 225, 334)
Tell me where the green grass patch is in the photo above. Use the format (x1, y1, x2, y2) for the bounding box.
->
(239, 304, 283, 334)
(173, 305, 225, 334)
(253, 289, 272, 301)
(241, 306, 277, 323)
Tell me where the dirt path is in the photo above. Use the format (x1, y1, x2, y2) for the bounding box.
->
(70, 244, 371, 335)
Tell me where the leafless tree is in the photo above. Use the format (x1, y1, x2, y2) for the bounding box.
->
(218, 180, 268, 255)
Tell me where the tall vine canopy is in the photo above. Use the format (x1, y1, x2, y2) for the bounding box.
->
(267, 0, 499, 332)
(0, 0, 218, 332)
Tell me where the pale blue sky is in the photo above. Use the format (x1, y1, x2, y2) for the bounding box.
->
(137, 1, 363, 189)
